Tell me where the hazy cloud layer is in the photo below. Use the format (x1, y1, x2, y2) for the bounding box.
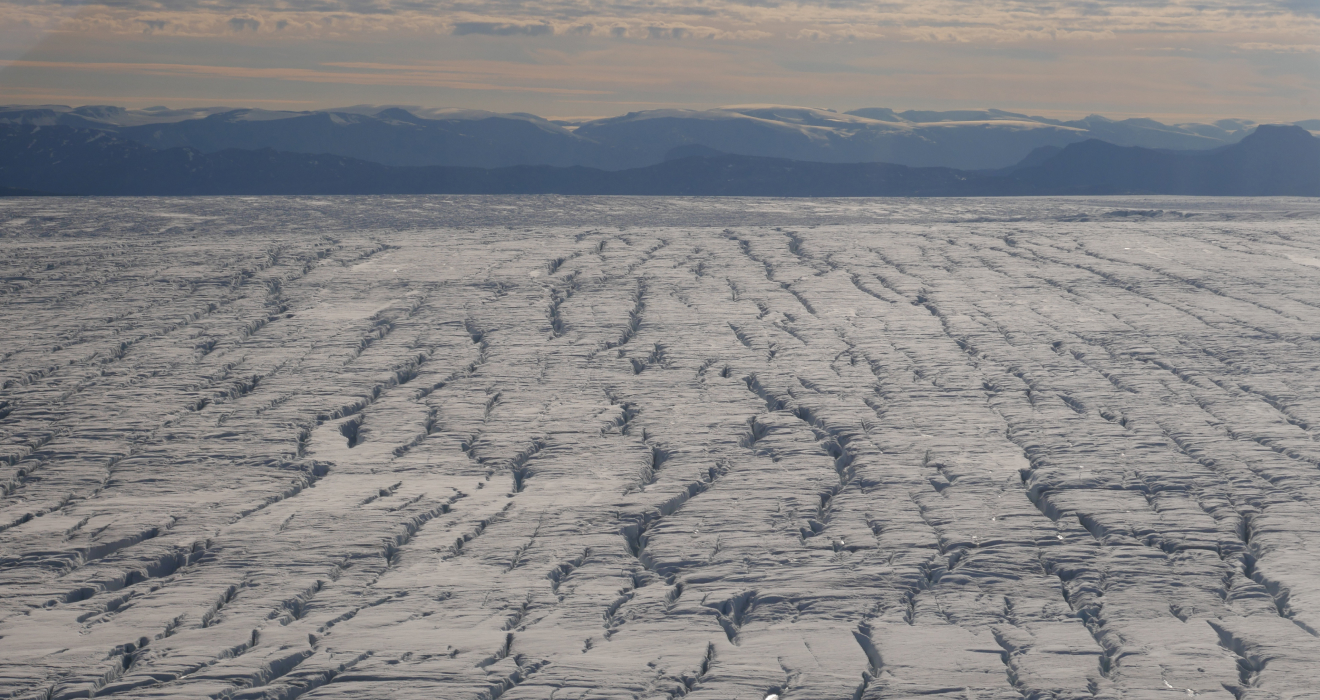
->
(0, 0, 1316, 122)
(5, 0, 1320, 43)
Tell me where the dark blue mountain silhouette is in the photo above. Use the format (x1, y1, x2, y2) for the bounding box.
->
(1, 123, 1315, 197)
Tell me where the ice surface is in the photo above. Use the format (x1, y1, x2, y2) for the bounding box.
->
(2, 196, 1320, 699)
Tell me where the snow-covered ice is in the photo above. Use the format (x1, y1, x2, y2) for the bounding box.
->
(3, 195, 1320, 699)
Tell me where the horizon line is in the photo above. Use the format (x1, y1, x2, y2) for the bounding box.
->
(1, 99, 1312, 126)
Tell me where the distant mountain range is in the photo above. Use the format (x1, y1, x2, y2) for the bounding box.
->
(2, 103, 1308, 171)
(2, 122, 1316, 197)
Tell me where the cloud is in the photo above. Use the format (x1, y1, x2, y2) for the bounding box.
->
(0, 0, 1315, 126)
(1279, 0, 1320, 16)
(2, 58, 617, 93)
(1234, 41, 1320, 52)
(452, 21, 553, 36)
(8, 0, 1320, 42)
(647, 25, 692, 39)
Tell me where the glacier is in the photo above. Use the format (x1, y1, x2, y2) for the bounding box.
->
(2, 195, 1320, 699)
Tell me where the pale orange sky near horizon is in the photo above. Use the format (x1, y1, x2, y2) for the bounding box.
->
(1, 0, 1318, 122)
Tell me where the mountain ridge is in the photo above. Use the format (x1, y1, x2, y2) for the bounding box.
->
(0, 103, 1293, 172)
(1, 123, 1315, 197)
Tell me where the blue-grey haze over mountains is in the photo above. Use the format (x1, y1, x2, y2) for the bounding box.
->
(0, 103, 1298, 171)
(4, 106, 1318, 196)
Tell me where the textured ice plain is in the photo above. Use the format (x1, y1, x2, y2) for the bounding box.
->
(3, 196, 1320, 700)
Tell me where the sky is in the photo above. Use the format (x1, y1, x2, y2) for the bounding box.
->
(1, 0, 1318, 121)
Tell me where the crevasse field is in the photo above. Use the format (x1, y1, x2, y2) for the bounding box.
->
(3, 196, 1320, 700)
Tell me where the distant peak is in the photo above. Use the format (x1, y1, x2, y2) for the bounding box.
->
(1248, 123, 1314, 138)
(1237, 124, 1319, 152)
(374, 107, 423, 122)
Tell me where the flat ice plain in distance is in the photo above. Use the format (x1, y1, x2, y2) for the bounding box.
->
(3, 195, 1320, 700)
